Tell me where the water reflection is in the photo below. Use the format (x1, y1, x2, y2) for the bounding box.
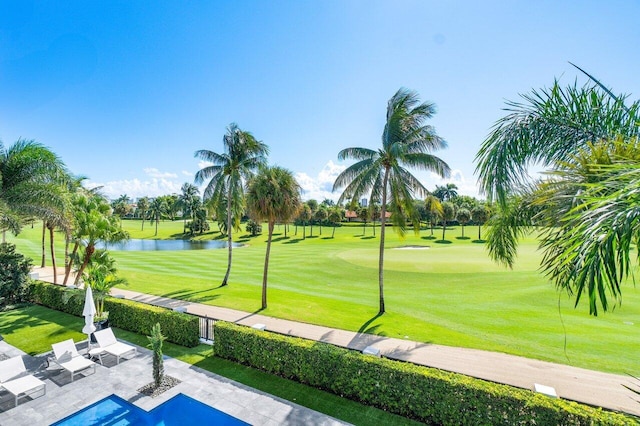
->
(100, 239, 242, 251)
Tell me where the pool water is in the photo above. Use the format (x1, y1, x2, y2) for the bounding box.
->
(51, 393, 249, 426)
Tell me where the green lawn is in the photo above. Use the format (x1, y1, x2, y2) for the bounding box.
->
(0, 305, 419, 426)
(8, 220, 640, 375)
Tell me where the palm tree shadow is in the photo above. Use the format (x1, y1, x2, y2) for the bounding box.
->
(283, 238, 303, 244)
(435, 239, 452, 244)
(421, 236, 437, 240)
(358, 312, 384, 333)
(456, 236, 471, 240)
(272, 236, 290, 242)
(360, 236, 375, 240)
(472, 239, 486, 244)
(321, 237, 332, 240)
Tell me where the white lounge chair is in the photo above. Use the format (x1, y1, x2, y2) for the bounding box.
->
(93, 328, 137, 365)
(0, 356, 46, 407)
(51, 339, 96, 382)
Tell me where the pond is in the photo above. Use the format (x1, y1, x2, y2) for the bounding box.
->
(99, 239, 242, 251)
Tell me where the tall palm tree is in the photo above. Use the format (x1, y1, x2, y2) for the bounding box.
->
(137, 196, 150, 230)
(149, 197, 167, 237)
(178, 183, 200, 233)
(195, 123, 269, 287)
(456, 207, 471, 238)
(333, 88, 451, 314)
(440, 201, 455, 241)
(424, 194, 443, 237)
(0, 139, 69, 242)
(475, 69, 640, 315)
(328, 207, 342, 238)
(471, 204, 490, 241)
(433, 183, 458, 201)
(246, 166, 301, 309)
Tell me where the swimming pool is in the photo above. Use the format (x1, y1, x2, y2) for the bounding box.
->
(51, 393, 249, 425)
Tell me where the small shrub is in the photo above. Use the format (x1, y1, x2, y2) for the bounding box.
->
(148, 323, 166, 387)
(0, 243, 33, 307)
(245, 220, 262, 236)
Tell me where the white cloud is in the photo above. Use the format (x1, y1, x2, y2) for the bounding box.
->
(143, 167, 178, 179)
(181, 170, 193, 176)
(295, 160, 345, 202)
(197, 161, 213, 169)
(84, 177, 183, 200)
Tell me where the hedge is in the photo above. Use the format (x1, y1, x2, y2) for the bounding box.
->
(213, 321, 637, 425)
(28, 281, 199, 347)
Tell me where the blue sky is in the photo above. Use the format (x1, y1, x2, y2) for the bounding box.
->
(2, 1, 639, 201)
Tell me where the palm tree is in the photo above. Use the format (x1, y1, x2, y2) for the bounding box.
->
(148, 198, 167, 237)
(65, 192, 128, 285)
(333, 88, 450, 314)
(0, 139, 69, 242)
(314, 207, 328, 235)
(475, 68, 640, 315)
(433, 183, 458, 201)
(194, 123, 269, 287)
(424, 194, 443, 237)
(137, 197, 150, 230)
(456, 208, 471, 238)
(178, 183, 200, 233)
(440, 202, 455, 241)
(298, 204, 311, 239)
(471, 204, 490, 241)
(328, 208, 342, 238)
(246, 166, 301, 309)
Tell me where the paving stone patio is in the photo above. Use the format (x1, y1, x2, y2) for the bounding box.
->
(0, 340, 349, 425)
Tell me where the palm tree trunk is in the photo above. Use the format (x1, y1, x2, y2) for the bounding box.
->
(63, 242, 79, 284)
(262, 221, 275, 309)
(478, 225, 482, 240)
(442, 219, 446, 241)
(64, 233, 70, 278)
(221, 185, 233, 287)
(154, 218, 158, 236)
(303, 223, 306, 239)
(373, 220, 376, 237)
(141, 216, 145, 231)
(49, 226, 57, 284)
(41, 220, 46, 267)
(378, 168, 389, 314)
(462, 225, 465, 238)
(284, 223, 287, 238)
(74, 244, 95, 285)
(310, 222, 313, 237)
(332, 224, 336, 238)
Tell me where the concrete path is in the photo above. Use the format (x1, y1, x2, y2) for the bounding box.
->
(32, 266, 640, 417)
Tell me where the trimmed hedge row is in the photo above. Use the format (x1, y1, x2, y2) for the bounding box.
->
(28, 281, 199, 347)
(213, 321, 637, 425)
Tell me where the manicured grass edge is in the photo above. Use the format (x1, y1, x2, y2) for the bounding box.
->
(213, 321, 637, 426)
(28, 281, 199, 347)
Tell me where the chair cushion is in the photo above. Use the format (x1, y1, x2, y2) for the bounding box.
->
(2, 375, 45, 396)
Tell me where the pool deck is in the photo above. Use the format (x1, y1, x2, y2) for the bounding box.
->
(0, 340, 348, 425)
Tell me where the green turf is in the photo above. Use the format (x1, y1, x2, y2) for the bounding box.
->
(0, 305, 420, 426)
(8, 220, 640, 375)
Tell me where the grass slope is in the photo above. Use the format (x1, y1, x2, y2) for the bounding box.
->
(9, 220, 640, 375)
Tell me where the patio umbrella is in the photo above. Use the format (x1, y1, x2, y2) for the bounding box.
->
(82, 284, 97, 347)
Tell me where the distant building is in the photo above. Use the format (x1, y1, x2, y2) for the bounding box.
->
(360, 198, 368, 207)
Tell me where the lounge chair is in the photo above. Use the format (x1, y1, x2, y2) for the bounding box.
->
(51, 339, 96, 382)
(0, 356, 46, 407)
(92, 328, 137, 365)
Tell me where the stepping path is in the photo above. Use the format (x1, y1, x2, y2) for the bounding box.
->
(32, 267, 640, 416)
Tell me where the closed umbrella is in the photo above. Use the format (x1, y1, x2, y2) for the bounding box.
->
(82, 284, 97, 349)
